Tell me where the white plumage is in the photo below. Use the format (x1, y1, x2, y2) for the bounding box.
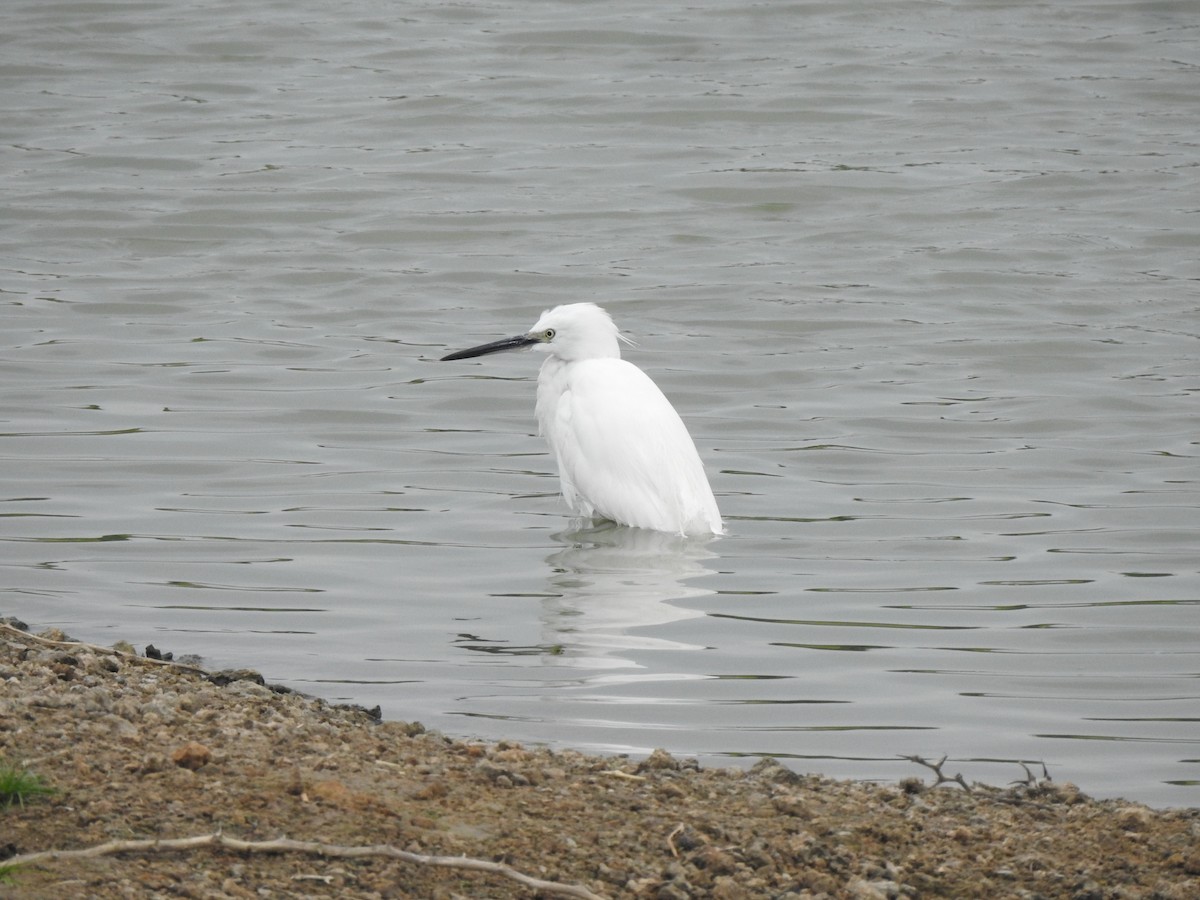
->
(442, 303, 722, 536)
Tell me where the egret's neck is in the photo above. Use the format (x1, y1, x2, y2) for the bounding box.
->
(538, 353, 567, 387)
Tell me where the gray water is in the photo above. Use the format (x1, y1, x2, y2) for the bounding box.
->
(3, 0, 1198, 808)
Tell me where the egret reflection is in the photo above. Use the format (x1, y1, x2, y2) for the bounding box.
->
(535, 521, 717, 669)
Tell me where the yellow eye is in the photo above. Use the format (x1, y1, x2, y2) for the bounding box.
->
(544, 328, 556, 340)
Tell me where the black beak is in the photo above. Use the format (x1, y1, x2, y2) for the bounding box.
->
(440, 334, 540, 361)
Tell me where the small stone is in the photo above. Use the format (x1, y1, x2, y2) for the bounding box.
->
(1048, 781, 1086, 804)
(845, 877, 890, 900)
(309, 780, 354, 807)
(286, 768, 305, 797)
(657, 781, 686, 800)
(1070, 880, 1104, 900)
(692, 846, 737, 875)
(638, 748, 681, 772)
(772, 794, 810, 817)
(171, 741, 212, 771)
(709, 876, 744, 900)
(749, 757, 802, 785)
(493, 746, 531, 763)
(223, 679, 272, 699)
(208, 668, 266, 687)
(414, 779, 448, 800)
(1115, 805, 1153, 830)
(656, 882, 691, 900)
(139, 753, 169, 774)
(476, 760, 515, 785)
(1181, 853, 1200, 876)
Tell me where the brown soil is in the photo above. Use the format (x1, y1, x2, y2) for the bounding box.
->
(2, 620, 1198, 899)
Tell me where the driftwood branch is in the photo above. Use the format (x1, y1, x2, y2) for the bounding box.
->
(666, 823, 685, 859)
(1011, 760, 1052, 787)
(0, 622, 207, 675)
(4, 831, 608, 900)
(901, 754, 973, 792)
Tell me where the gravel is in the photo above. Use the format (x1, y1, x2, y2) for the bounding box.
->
(3, 620, 1198, 899)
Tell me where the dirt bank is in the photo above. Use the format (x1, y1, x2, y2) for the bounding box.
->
(2, 620, 1197, 899)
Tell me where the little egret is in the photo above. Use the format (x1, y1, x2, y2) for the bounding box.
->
(440, 303, 723, 536)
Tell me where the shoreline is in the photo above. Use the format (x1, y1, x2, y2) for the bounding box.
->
(3, 618, 1198, 898)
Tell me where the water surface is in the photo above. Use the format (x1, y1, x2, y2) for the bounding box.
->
(2, 0, 1198, 806)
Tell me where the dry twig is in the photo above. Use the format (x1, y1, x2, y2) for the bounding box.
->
(1011, 760, 1052, 787)
(600, 769, 646, 781)
(4, 831, 608, 900)
(901, 754, 973, 792)
(666, 823, 685, 859)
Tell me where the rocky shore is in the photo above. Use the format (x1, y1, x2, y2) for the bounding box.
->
(2, 619, 1198, 899)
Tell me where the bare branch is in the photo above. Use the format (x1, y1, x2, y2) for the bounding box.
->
(599, 769, 646, 781)
(666, 823, 685, 859)
(900, 754, 973, 793)
(0, 623, 207, 675)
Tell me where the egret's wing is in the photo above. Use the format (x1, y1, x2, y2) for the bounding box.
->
(550, 358, 720, 535)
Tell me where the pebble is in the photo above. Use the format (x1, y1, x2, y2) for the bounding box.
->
(171, 741, 213, 771)
(3, 621, 1197, 900)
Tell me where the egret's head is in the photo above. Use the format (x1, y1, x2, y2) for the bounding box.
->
(440, 302, 630, 364)
(528, 303, 629, 362)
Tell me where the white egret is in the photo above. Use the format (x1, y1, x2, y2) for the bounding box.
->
(441, 303, 723, 536)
